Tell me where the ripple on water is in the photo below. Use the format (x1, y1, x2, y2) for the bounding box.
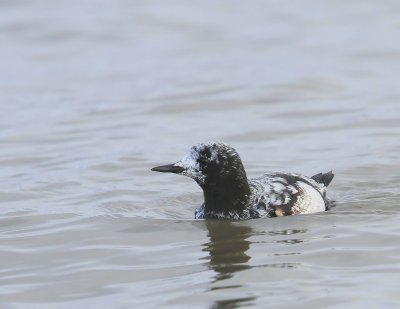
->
(1, 0, 400, 307)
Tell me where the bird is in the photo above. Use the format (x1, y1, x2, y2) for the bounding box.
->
(151, 142, 334, 220)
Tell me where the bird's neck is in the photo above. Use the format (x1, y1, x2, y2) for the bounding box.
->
(201, 175, 251, 214)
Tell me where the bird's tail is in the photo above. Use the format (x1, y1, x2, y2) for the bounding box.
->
(311, 171, 334, 187)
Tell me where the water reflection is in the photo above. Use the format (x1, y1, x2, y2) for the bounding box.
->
(267, 229, 307, 245)
(202, 220, 256, 308)
(202, 220, 252, 282)
(210, 296, 256, 309)
(201, 222, 306, 308)
(201, 222, 307, 279)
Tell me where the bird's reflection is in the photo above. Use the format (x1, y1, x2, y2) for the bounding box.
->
(202, 220, 252, 282)
(201, 220, 306, 309)
(210, 297, 256, 309)
(202, 222, 306, 281)
(201, 220, 256, 309)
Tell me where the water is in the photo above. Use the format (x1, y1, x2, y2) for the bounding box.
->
(1, 1, 400, 308)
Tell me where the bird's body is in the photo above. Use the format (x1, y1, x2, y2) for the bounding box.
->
(195, 172, 333, 219)
(152, 142, 334, 220)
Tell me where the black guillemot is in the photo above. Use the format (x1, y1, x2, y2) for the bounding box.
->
(151, 142, 334, 220)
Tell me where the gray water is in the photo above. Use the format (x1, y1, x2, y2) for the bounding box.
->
(1, 1, 400, 308)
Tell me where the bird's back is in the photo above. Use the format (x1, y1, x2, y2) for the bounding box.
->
(249, 172, 332, 217)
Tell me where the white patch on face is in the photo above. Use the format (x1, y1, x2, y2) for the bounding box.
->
(174, 147, 206, 184)
(172, 142, 238, 185)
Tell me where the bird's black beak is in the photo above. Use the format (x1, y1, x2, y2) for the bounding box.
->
(151, 164, 185, 174)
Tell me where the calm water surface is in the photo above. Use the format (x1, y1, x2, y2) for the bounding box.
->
(1, 1, 400, 308)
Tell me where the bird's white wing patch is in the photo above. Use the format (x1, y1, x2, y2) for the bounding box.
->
(291, 181, 325, 215)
